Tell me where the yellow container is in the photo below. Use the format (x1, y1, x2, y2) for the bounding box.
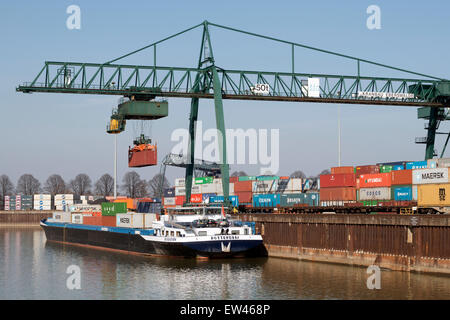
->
(417, 183, 450, 207)
(110, 119, 119, 131)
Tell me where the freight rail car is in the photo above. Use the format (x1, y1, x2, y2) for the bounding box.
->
(237, 201, 446, 215)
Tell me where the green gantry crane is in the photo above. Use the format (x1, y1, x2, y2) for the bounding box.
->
(16, 21, 450, 207)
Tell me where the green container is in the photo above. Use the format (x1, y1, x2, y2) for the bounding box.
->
(238, 176, 257, 181)
(118, 100, 168, 120)
(256, 176, 279, 181)
(380, 165, 393, 173)
(101, 202, 127, 216)
(194, 177, 213, 184)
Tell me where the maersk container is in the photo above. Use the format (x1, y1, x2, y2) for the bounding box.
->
(116, 213, 144, 228)
(209, 195, 239, 207)
(392, 165, 404, 171)
(393, 186, 413, 201)
(406, 161, 428, 170)
(412, 168, 449, 185)
(252, 194, 280, 208)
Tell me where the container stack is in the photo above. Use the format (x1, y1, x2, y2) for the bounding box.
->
(54, 194, 80, 211)
(415, 167, 450, 207)
(319, 167, 356, 206)
(358, 172, 392, 206)
(4, 195, 33, 211)
(34, 194, 53, 210)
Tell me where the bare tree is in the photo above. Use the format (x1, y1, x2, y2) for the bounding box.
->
(44, 174, 67, 195)
(0, 175, 14, 199)
(70, 173, 92, 196)
(148, 174, 170, 199)
(121, 171, 147, 198)
(94, 174, 115, 197)
(290, 170, 306, 179)
(318, 169, 331, 177)
(16, 174, 41, 195)
(231, 171, 248, 177)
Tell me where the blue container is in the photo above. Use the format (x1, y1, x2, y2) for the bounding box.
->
(163, 188, 175, 197)
(392, 165, 404, 171)
(209, 195, 239, 207)
(202, 193, 216, 202)
(376, 161, 407, 167)
(406, 161, 428, 170)
(393, 187, 412, 201)
(252, 194, 280, 208)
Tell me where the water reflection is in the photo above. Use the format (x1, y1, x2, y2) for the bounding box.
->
(0, 228, 449, 300)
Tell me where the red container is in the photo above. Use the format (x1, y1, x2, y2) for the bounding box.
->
(190, 194, 203, 203)
(235, 191, 252, 204)
(320, 187, 356, 201)
(175, 196, 185, 206)
(391, 169, 412, 185)
(355, 165, 380, 176)
(229, 176, 239, 183)
(320, 173, 356, 188)
(128, 146, 157, 167)
(359, 173, 391, 188)
(83, 216, 116, 227)
(279, 176, 289, 180)
(234, 181, 253, 192)
(331, 166, 354, 174)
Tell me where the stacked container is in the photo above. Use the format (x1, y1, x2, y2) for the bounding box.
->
(413, 168, 450, 207)
(320, 167, 356, 206)
(55, 194, 80, 211)
(391, 169, 414, 201)
(358, 172, 392, 205)
(4, 195, 33, 210)
(34, 194, 53, 210)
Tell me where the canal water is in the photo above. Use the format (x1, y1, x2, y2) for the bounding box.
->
(0, 227, 449, 300)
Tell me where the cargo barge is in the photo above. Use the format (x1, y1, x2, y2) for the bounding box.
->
(40, 207, 266, 259)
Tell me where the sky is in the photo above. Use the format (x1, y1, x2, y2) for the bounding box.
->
(1, 0, 450, 189)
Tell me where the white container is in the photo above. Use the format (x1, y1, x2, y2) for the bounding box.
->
(54, 199, 74, 206)
(252, 181, 273, 193)
(34, 194, 52, 200)
(191, 185, 202, 194)
(52, 211, 72, 223)
(412, 168, 449, 185)
(201, 183, 216, 194)
(175, 178, 185, 187)
(437, 158, 450, 168)
(55, 194, 75, 200)
(116, 213, 144, 228)
(69, 204, 101, 212)
(71, 213, 84, 224)
(359, 187, 391, 200)
(144, 213, 158, 228)
(164, 197, 176, 205)
(287, 178, 303, 192)
(175, 187, 185, 196)
(34, 205, 52, 210)
(34, 200, 53, 206)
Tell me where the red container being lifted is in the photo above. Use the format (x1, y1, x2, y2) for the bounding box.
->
(128, 144, 157, 167)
